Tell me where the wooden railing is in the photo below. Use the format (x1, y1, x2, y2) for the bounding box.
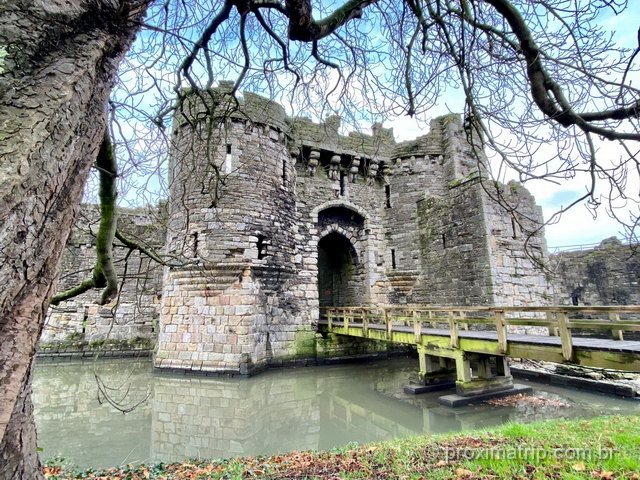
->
(320, 305, 640, 361)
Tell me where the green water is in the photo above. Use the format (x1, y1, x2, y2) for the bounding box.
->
(33, 357, 640, 469)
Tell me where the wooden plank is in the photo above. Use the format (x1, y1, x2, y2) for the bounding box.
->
(546, 312, 557, 337)
(448, 312, 459, 348)
(362, 309, 369, 337)
(494, 310, 507, 354)
(428, 310, 437, 329)
(493, 305, 640, 313)
(556, 312, 574, 361)
(505, 319, 557, 327)
(450, 317, 492, 325)
(609, 312, 624, 340)
(568, 322, 640, 331)
(413, 310, 421, 343)
(371, 305, 640, 314)
(459, 311, 469, 331)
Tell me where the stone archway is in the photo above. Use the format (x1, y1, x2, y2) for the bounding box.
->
(317, 231, 360, 307)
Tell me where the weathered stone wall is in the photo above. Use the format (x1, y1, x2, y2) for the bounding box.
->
(156, 85, 318, 374)
(551, 237, 640, 306)
(482, 181, 552, 306)
(42, 206, 166, 345)
(46, 85, 555, 372)
(390, 116, 552, 307)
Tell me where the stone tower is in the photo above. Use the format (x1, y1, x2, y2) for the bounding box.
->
(153, 84, 553, 375)
(155, 83, 313, 374)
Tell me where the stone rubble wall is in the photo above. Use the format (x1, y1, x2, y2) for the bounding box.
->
(551, 237, 640, 306)
(42, 205, 166, 345)
(482, 181, 552, 306)
(415, 182, 497, 305)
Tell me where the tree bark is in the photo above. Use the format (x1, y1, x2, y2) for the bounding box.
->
(0, 1, 148, 478)
(0, 364, 40, 479)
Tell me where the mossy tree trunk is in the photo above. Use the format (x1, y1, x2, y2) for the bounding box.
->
(0, 1, 148, 478)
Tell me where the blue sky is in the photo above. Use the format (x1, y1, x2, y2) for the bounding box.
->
(112, 1, 639, 250)
(381, 5, 640, 249)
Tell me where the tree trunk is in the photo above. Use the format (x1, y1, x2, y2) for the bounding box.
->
(0, 364, 40, 479)
(0, 2, 148, 478)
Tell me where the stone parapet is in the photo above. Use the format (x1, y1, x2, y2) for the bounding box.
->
(46, 87, 558, 375)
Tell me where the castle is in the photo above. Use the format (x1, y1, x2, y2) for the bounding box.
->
(45, 83, 557, 374)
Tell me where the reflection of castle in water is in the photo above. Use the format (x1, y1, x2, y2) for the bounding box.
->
(32, 358, 636, 468)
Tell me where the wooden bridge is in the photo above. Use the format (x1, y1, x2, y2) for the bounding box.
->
(318, 305, 640, 406)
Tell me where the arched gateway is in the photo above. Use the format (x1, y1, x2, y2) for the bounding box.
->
(318, 231, 359, 307)
(316, 205, 367, 307)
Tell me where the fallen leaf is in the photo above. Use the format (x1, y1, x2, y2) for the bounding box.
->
(455, 467, 474, 477)
(572, 462, 586, 472)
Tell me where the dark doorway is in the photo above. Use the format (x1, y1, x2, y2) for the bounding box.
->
(318, 232, 358, 307)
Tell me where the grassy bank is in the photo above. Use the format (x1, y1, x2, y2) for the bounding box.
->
(44, 415, 640, 479)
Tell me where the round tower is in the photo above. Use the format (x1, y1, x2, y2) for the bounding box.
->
(156, 83, 299, 375)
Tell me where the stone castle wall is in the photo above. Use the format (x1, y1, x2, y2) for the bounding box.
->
(43, 206, 166, 345)
(44, 85, 557, 375)
(155, 87, 316, 374)
(551, 238, 640, 306)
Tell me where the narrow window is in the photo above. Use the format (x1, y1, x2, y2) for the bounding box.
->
(225, 144, 233, 173)
(82, 311, 87, 334)
(391, 249, 397, 269)
(442, 233, 447, 249)
(257, 234, 267, 259)
(282, 157, 287, 185)
(571, 294, 579, 306)
(511, 218, 518, 239)
(191, 232, 199, 257)
(340, 171, 346, 196)
(385, 185, 392, 208)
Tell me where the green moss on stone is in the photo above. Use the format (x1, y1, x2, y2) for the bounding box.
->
(447, 171, 480, 189)
(293, 329, 317, 357)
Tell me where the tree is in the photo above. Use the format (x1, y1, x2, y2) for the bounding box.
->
(1, 0, 638, 478)
(0, 1, 150, 477)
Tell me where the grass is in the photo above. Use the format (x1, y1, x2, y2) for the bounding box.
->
(44, 415, 640, 479)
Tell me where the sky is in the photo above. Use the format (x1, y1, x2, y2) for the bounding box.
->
(380, 7, 640, 250)
(113, 1, 639, 251)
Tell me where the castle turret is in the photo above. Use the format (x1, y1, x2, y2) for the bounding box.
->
(155, 91, 553, 376)
(156, 85, 300, 374)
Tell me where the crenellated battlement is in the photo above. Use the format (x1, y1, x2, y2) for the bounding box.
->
(44, 87, 555, 377)
(175, 82, 290, 134)
(176, 85, 473, 172)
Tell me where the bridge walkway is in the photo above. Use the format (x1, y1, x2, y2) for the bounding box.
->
(318, 305, 640, 406)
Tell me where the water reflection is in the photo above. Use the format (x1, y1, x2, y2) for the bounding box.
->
(33, 357, 640, 469)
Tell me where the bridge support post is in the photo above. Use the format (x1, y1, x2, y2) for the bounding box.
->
(404, 346, 456, 394)
(439, 353, 531, 407)
(454, 353, 514, 396)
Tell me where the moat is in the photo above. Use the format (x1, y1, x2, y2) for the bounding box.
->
(33, 357, 640, 469)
